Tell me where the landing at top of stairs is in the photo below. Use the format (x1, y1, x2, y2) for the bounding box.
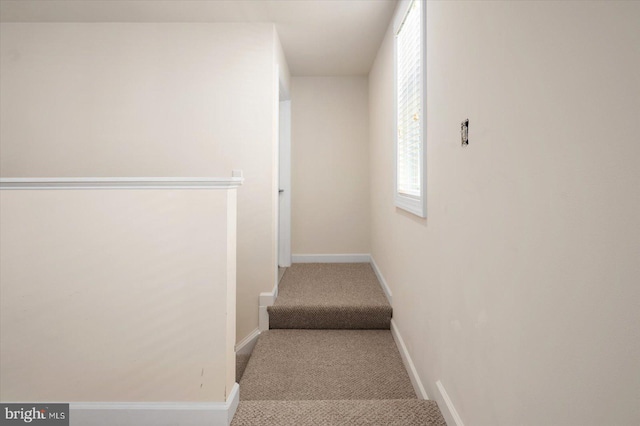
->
(268, 263, 392, 329)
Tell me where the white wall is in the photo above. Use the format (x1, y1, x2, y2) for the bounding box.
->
(274, 29, 291, 99)
(0, 188, 235, 402)
(291, 76, 370, 255)
(0, 23, 281, 343)
(369, 1, 640, 425)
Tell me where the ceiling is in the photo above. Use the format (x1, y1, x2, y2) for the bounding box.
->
(0, 0, 397, 75)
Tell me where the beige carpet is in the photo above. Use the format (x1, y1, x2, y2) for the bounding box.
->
(239, 329, 416, 401)
(231, 400, 447, 426)
(234, 263, 448, 425)
(268, 263, 392, 329)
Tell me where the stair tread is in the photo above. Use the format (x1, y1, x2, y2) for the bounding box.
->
(236, 264, 443, 424)
(239, 329, 416, 401)
(269, 263, 392, 329)
(274, 263, 390, 307)
(231, 399, 447, 426)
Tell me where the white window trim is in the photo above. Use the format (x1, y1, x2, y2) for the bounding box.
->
(393, 0, 426, 218)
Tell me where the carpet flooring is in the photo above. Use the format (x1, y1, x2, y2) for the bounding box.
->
(268, 263, 392, 329)
(232, 400, 447, 426)
(239, 329, 416, 401)
(233, 263, 447, 425)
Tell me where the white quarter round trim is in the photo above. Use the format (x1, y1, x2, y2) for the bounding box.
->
(291, 254, 371, 264)
(0, 176, 244, 190)
(436, 380, 465, 426)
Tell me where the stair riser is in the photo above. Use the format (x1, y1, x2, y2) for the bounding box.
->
(267, 306, 391, 329)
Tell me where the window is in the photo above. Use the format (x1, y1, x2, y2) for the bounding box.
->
(394, 0, 426, 217)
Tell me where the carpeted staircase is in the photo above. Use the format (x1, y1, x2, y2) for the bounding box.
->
(232, 263, 447, 425)
(267, 263, 392, 329)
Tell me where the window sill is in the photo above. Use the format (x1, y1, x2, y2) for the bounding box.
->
(395, 193, 426, 218)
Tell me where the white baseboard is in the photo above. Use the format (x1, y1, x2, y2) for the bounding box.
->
(259, 289, 275, 331)
(235, 328, 261, 355)
(390, 319, 428, 400)
(258, 282, 278, 332)
(436, 380, 465, 426)
(369, 256, 393, 305)
(292, 254, 371, 263)
(226, 383, 240, 424)
(373, 258, 426, 401)
(258, 306, 269, 331)
(259, 292, 276, 306)
(70, 383, 240, 426)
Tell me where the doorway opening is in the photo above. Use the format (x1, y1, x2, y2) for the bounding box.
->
(278, 77, 292, 276)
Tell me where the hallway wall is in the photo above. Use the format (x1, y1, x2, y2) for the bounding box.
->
(1, 188, 235, 403)
(291, 76, 370, 255)
(0, 22, 282, 344)
(369, 1, 640, 425)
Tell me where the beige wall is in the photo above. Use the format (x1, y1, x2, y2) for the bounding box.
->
(0, 23, 280, 343)
(291, 76, 370, 254)
(0, 189, 235, 402)
(369, 1, 640, 425)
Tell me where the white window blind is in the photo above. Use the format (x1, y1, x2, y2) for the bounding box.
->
(396, 0, 422, 199)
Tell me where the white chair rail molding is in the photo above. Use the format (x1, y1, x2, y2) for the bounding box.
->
(0, 172, 243, 426)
